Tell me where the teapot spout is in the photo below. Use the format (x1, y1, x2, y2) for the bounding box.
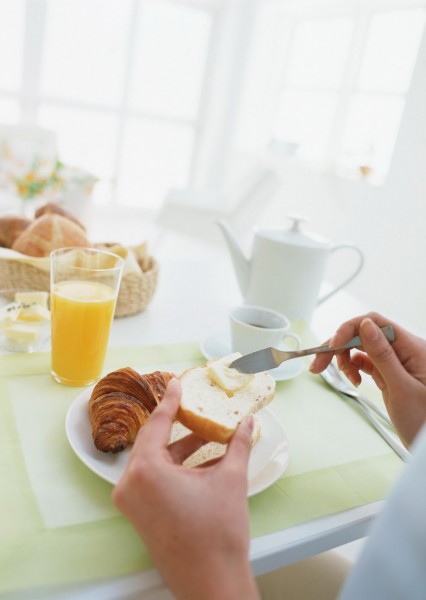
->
(216, 220, 251, 296)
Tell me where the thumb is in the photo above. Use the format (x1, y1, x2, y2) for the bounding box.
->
(225, 415, 254, 470)
(360, 318, 405, 388)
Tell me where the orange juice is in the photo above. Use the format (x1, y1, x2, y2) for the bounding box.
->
(51, 280, 117, 386)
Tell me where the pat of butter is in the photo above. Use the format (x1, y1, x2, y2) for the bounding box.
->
(1, 321, 40, 343)
(14, 291, 49, 310)
(207, 353, 254, 392)
(0, 299, 50, 324)
(19, 303, 51, 322)
(0, 302, 22, 322)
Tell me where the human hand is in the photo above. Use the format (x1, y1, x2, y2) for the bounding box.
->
(112, 378, 259, 600)
(310, 313, 426, 448)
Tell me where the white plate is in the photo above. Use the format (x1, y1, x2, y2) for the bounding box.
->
(65, 387, 290, 497)
(200, 332, 305, 382)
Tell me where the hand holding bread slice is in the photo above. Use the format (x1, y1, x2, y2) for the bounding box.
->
(89, 353, 276, 452)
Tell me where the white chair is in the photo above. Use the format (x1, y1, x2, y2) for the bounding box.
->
(156, 164, 281, 247)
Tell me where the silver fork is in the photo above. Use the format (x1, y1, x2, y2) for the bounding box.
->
(321, 363, 410, 462)
(321, 362, 394, 428)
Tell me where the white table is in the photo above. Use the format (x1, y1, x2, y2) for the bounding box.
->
(3, 249, 380, 600)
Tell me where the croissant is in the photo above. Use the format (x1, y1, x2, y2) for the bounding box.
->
(89, 367, 174, 453)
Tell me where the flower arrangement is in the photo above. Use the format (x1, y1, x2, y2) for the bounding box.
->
(0, 138, 97, 208)
(13, 158, 64, 200)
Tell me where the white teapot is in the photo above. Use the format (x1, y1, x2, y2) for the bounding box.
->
(217, 217, 364, 323)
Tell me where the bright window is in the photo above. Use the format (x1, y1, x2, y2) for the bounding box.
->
(337, 8, 426, 181)
(38, 105, 120, 180)
(0, 0, 425, 209)
(357, 10, 425, 94)
(0, 99, 20, 124)
(275, 90, 339, 162)
(0, 0, 25, 92)
(41, 0, 132, 106)
(285, 18, 354, 89)
(116, 118, 194, 209)
(0, 0, 212, 211)
(339, 94, 405, 180)
(129, 2, 211, 120)
(268, 5, 426, 183)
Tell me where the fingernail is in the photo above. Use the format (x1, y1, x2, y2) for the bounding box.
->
(361, 318, 379, 341)
(348, 374, 360, 387)
(329, 334, 338, 347)
(243, 415, 254, 432)
(167, 378, 181, 393)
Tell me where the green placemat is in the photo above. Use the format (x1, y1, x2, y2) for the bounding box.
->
(0, 343, 403, 594)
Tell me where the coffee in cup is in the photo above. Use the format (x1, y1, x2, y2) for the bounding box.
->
(230, 305, 301, 355)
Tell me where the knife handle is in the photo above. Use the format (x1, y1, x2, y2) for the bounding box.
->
(342, 325, 395, 350)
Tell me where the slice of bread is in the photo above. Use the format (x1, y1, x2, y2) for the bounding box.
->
(170, 415, 262, 468)
(177, 354, 276, 444)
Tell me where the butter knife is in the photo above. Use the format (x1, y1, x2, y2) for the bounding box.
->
(230, 325, 395, 374)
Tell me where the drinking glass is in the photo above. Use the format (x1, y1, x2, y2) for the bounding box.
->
(50, 247, 124, 386)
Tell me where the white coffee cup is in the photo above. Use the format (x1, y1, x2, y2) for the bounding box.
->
(230, 305, 301, 355)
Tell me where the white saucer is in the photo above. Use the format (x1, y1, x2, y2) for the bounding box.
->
(200, 332, 305, 382)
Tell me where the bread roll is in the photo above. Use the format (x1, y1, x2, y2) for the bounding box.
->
(12, 213, 90, 257)
(35, 202, 85, 230)
(0, 215, 32, 248)
(170, 416, 262, 468)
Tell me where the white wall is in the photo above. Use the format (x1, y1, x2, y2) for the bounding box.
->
(258, 25, 426, 335)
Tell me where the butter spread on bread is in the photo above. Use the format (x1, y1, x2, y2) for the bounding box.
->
(177, 354, 275, 444)
(207, 352, 254, 393)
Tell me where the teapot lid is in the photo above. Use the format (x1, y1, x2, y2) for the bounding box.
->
(259, 215, 331, 249)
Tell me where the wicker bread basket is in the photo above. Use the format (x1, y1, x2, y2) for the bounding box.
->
(0, 246, 159, 318)
(115, 254, 159, 317)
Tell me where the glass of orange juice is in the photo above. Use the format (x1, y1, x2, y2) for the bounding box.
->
(50, 247, 124, 386)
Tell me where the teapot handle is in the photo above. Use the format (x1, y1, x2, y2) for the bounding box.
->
(318, 244, 364, 305)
